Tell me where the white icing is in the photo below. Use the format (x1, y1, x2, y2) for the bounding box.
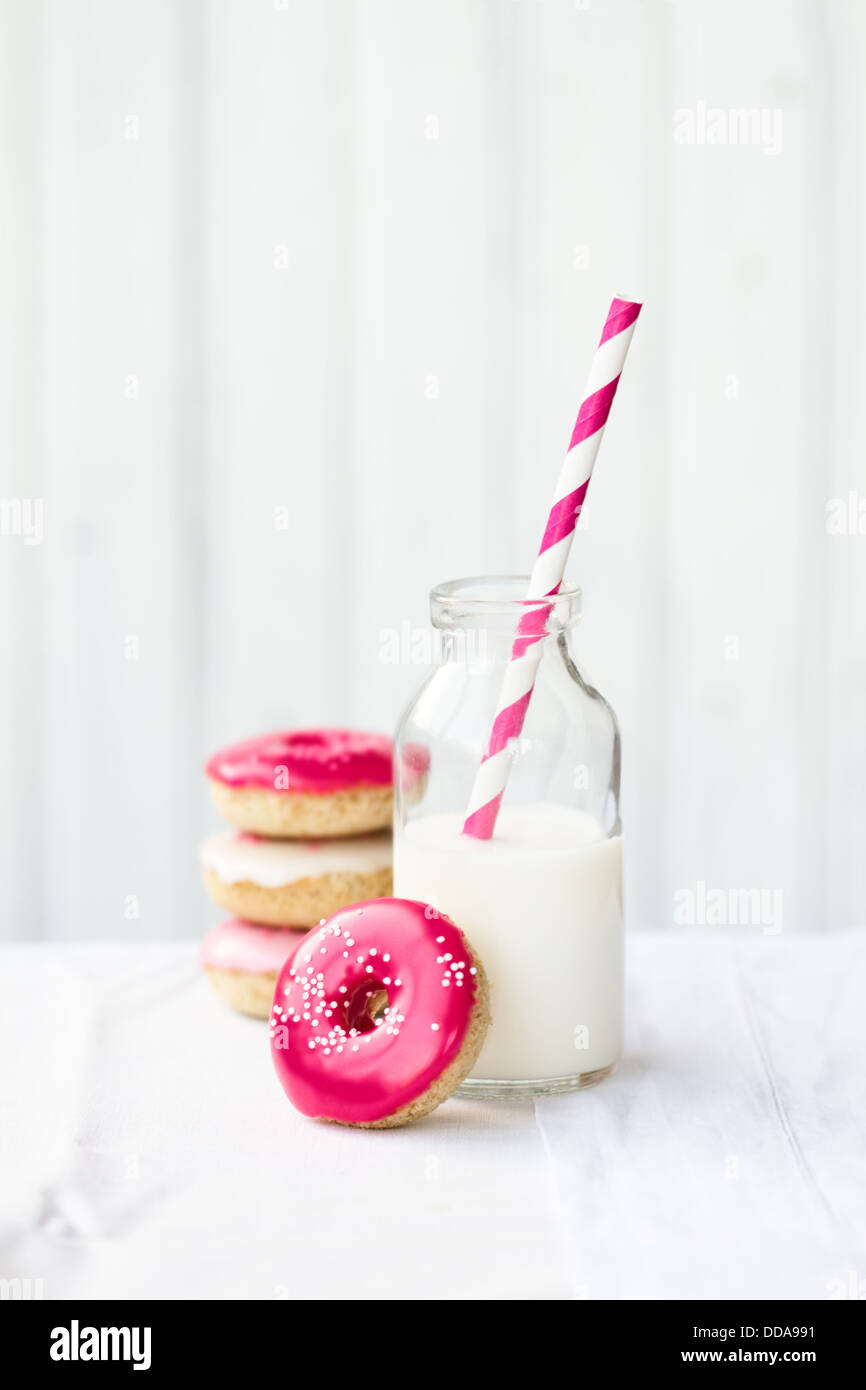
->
(200, 829, 392, 888)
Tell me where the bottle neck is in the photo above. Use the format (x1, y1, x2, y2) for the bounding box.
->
(430, 576, 581, 663)
(434, 624, 577, 668)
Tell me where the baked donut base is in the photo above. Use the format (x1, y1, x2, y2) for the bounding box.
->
(204, 964, 277, 1020)
(203, 865, 393, 929)
(207, 778, 392, 838)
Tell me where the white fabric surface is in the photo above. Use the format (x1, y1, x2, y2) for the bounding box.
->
(1, 933, 863, 1301)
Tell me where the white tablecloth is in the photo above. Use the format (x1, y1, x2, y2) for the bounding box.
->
(1, 933, 863, 1301)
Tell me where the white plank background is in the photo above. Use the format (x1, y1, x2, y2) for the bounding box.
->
(1, 0, 864, 941)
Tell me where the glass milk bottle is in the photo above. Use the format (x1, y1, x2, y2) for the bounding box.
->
(394, 576, 623, 1098)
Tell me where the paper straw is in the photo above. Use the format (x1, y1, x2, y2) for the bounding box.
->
(462, 296, 642, 839)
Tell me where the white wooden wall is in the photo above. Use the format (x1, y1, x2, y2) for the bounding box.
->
(1, 0, 864, 941)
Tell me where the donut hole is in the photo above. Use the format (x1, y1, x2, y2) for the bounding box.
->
(365, 989, 389, 1024)
(343, 978, 390, 1035)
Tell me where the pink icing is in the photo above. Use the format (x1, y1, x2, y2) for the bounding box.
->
(399, 740, 431, 790)
(269, 898, 481, 1124)
(206, 729, 393, 795)
(201, 919, 307, 975)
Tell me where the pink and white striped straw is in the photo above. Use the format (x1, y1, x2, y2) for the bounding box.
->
(462, 295, 642, 840)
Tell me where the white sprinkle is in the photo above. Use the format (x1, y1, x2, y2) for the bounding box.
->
(436, 936, 445, 944)
(394, 979, 402, 987)
(383, 977, 391, 986)
(307, 1041, 316, 1050)
(369, 947, 377, 955)
(382, 953, 390, 962)
(430, 1023, 440, 1031)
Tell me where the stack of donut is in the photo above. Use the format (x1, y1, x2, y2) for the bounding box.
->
(199, 730, 394, 1019)
(200, 729, 490, 1128)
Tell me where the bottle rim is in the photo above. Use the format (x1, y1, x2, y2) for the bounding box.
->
(430, 574, 581, 630)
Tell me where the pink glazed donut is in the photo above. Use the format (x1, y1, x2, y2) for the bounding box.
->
(206, 729, 394, 838)
(269, 898, 491, 1128)
(201, 918, 306, 1020)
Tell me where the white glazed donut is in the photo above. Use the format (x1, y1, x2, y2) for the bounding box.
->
(200, 829, 392, 927)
